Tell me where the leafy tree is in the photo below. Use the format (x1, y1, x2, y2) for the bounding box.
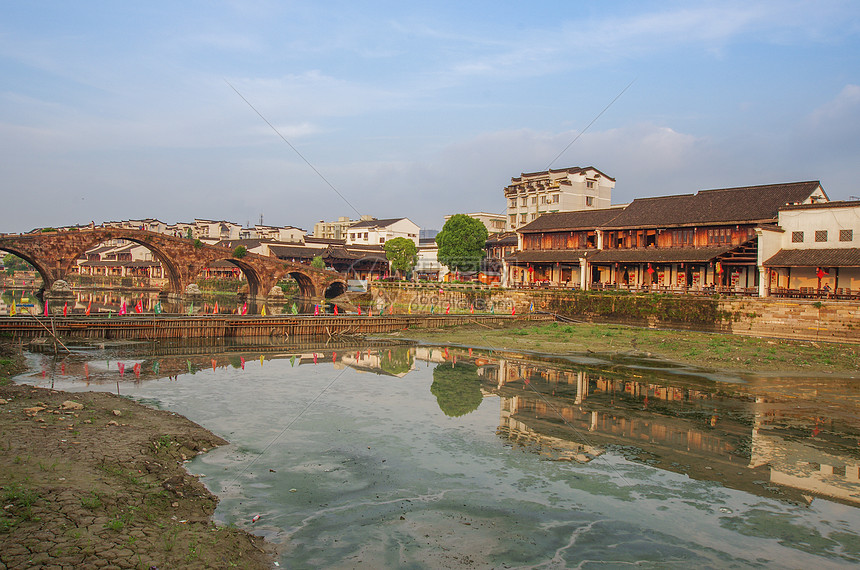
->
(435, 214, 488, 273)
(384, 237, 417, 279)
(430, 362, 483, 417)
(311, 256, 325, 269)
(3, 254, 32, 276)
(232, 245, 247, 259)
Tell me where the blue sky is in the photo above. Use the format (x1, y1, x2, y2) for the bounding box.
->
(2, 1, 859, 234)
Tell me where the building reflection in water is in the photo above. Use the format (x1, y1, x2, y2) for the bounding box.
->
(28, 340, 860, 508)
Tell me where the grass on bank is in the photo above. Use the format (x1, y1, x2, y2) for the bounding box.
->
(397, 321, 860, 373)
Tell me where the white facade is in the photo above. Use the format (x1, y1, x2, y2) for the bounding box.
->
(504, 167, 615, 231)
(346, 218, 420, 247)
(758, 200, 860, 295)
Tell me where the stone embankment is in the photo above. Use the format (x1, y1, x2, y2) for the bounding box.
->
(372, 284, 860, 344)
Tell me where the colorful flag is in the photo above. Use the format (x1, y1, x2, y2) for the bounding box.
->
(154, 301, 162, 315)
(10, 301, 15, 317)
(85, 300, 92, 316)
(357, 306, 362, 315)
(511, 305, 516, 315)
(430, 304, 434, 314)
(44, 301, 48, 316)
(240, 357, 245, 370)
(134, 363, 141, 377)
(470, 304, 474, 314)
(63, 302, 68, 316)
(135, 300, 143, 314)
(407, 304, 412, 314)
(334, 304, 338, 315)
(213, 301, 219, 314)
(291, 303, 298, 315)
(368, 307, 372, 317)
(445, 303, 450, 315)
(118, 362, 125, 376)
(314, 304, 320, 316)
(261, 305, 267, 316)
(529, 301, 534, 312)
(188, 302, 194, 315)
(120, 301, 127, 315)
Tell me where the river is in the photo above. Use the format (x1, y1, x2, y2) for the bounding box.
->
(15, 339, 860, 568)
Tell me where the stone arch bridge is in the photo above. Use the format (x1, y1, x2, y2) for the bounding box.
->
(0, 229, 347, 302)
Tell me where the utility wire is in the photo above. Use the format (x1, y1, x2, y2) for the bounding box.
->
(225, 79, 362, 218)
(545, 78, 636, 171)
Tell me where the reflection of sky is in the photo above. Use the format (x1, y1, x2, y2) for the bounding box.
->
(15, 343, 860, 567)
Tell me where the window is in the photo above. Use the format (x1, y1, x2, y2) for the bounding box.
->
(551, 194, 559, 203)
(379, 237, 385, 244)
(521, 198, 527, 207)
(531, 196, 537, 205)
(815, 230, 828, 242)
(792, 231, 804, 243)
(509, 214, 516, 223)
(520, 213, 527, 222)
(540, 195, 546, 204)
(585, 196, 594, 207)
(586, 180, 595, 189)
(840, 229, 853, 242)
(530, 213, 537, 221)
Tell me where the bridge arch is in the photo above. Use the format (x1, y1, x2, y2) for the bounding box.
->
(0, 245, 50, 289)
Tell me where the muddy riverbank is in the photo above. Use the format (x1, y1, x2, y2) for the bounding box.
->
(0, 343, 275, 569)
(390, 320, 860, 374)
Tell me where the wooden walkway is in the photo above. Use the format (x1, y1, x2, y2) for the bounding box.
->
(0, 313, 552, 341)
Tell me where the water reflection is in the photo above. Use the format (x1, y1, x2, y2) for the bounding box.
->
(1, 289, 318, 315)
(23, 339, 860, 512)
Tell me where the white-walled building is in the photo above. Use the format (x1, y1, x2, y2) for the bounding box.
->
(346, 217, 420, 247)
(760, 201, 860, 295)
(504, 166, 615, 231)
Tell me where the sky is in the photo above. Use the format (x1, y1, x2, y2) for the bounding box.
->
(2, 1, 859, 234)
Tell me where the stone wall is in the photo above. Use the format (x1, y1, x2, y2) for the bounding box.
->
(371, 284, 860, 344)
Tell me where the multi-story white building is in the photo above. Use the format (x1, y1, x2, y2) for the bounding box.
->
(504, 166, 615, 231)
(346, 218, 420, 247)
(759, 200, 860, 295)
(444, 212, 506, 234)
(313, 216, 370, 240)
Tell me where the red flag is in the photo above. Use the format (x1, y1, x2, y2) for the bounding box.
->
(63, 302, 68, 316)
(85, 300, 91, 316)
(134, 363, 141, 377)
(84, 363, 89, 378)
(511, 305, 516, 315)
(240, 357, 245, 370)
(470, 304, 474, 314)
(358, 306, 362, 315)
(445, 303, 450, 315)
(213, 302, 219, 314)
(135, 300, 143, 313)
(118, 362, 125, 376)
(332, 352, 337, 363)
(388, 305, 393, 314)
(368, 307, 372, 317)
(314, 304, 320, 316)
(242, 302, 248, 315)
(313, 353, 318, 364)
(334, 304, 338, 315)
(212, 359, 216, 371)
(44, 301, 48, 316)
(120, 301, 127, 315)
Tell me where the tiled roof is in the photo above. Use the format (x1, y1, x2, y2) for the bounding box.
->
(348, 218, 407, 229)
(269, 244, 317, 259)
(600, 181, 823, 229)
(505, 250, 592, 263)
(513, 166, 615, 182)
(486, 232, 518, 245)
(518, 207, 626, 233)
(763, 248, 860, 267)
(589, 246, 733, 263)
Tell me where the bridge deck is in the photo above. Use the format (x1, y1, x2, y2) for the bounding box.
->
(0, 314, 552, 341)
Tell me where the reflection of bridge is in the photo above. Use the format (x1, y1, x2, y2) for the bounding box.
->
(0, 229, 346, 301)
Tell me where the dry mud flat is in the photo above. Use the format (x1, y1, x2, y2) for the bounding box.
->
(0, 348, 274, 569)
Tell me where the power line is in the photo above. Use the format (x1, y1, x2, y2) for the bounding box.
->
(225, 79, 362, 218)
(545, 78, 637, 171)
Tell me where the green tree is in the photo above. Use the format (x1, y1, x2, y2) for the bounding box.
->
(430, 362, 483, 417)
(232, 245, 247, 259)
(435, 214, 488, 274)
(311, 256, 325, 269)
(384, 237, 417, 279)
(3, 254, 32, 276)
